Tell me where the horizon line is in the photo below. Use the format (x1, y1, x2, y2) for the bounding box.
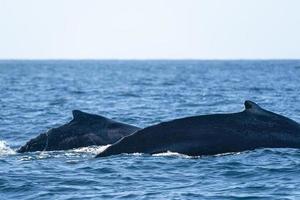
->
(0, 58, 300, 61)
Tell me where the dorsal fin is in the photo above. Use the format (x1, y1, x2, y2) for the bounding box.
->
(72, 110, 89, 121)
(72, 110, 108, 122)
(244, 100, 263, 111)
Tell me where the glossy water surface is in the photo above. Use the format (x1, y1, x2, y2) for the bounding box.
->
(1, 60, 300, 199)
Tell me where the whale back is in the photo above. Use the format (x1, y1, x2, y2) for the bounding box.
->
(17, 110, 140, 153)
(96, 100, 300, 157)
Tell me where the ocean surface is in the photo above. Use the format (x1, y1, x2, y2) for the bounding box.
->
(0, 60, 300, 199)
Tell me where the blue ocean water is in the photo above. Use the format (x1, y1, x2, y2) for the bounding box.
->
(0, 60, 300, 199)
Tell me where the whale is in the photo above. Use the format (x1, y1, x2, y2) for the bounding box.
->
(18, 110, 140, 153)
(96, 101, 300, 157)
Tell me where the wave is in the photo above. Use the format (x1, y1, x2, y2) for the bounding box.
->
(0, 140, 16, 156)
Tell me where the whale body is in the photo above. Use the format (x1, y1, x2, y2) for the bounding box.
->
(96, 101, 300, 157)
(18, 110, 140, 153)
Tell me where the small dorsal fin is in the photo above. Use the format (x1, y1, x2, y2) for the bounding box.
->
(72, 110, 109, 122)
(244, 100, 262, 111)
(72, 110, 88, 121)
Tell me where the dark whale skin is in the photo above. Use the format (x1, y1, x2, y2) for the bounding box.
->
(17, 110, 140, 153)
(96, 101, 300, 157)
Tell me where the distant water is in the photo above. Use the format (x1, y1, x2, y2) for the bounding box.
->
(1, 60, 300, 199)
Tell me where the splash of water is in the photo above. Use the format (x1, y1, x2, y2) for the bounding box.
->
(0, 140, 16, 156)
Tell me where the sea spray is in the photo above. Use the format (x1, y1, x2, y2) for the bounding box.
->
(0, 140, 16, 156)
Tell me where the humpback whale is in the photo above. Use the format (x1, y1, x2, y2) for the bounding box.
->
(96, 101, 300, 157)
(18, 110, 140, 153)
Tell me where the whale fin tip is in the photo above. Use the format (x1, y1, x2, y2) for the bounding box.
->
(72, 110, 87, 121)
(72, 110, 108, 122)
(244, 100, 262, 110)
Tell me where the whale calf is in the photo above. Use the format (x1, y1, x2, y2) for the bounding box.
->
(18, 110, 140, 153)
(97, 101, 300, 157)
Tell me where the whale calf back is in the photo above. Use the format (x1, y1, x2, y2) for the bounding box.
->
(97, 101, 300, 157)
(18, 110, 140, 153)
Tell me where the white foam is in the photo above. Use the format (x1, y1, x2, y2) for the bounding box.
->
(214, 151, 243, 157)
(0, 140, 16, 156)
(131, 152, 143, 156)
(72, 145, 111, 155)
(153, 151, 192, 158)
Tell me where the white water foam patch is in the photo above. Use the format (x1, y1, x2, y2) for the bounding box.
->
(153, 151, 193, 159)
(213, 151, 243, 157)
(72, 145, 111, 155)
(0, 140, 16, 156)
(130, 152, 143, 156)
